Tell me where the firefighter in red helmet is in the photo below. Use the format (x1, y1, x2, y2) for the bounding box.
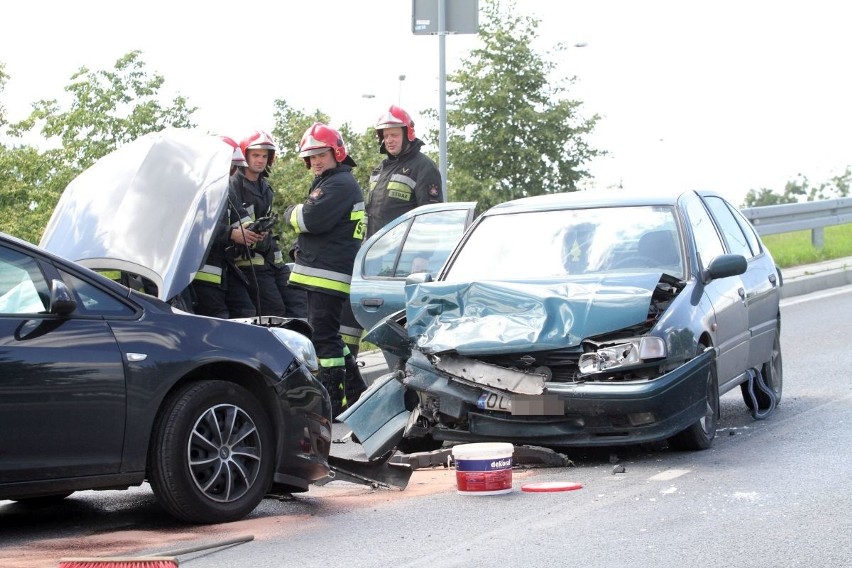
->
(284, 122, 367, 417)
(190, 137, 259, 319)
(366, 105, 444, 240)
(230, 129, 289, 317)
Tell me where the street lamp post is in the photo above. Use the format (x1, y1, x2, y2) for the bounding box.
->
(398, 74, 406, 105)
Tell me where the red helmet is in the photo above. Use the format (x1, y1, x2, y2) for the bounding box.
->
(298, 122, 355, 168)
(239, 130, 277, 168)
(375, 105, 415, 142)
(220, 136, 248, 170)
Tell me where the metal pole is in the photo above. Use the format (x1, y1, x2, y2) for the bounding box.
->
(438, 0, 448, 201)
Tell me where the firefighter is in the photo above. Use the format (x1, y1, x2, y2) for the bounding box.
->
(190, 136, 258, 319)
(231, 129, 288, 317)
(284, 122, 368, 417)
(365, 105, 444, 240)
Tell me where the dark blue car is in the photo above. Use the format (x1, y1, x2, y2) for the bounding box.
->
(344, 189, 783, 456)
(0, 130, 331, 523)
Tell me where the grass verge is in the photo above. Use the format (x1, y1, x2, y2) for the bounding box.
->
(762, 223, 852, 267)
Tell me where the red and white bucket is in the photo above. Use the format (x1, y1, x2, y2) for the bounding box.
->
(452, 442, 514, 495)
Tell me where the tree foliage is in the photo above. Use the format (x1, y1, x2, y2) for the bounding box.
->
(743, 168, 852, 207)
(0, 51, 196, 243)
(431, 0, 603, 210)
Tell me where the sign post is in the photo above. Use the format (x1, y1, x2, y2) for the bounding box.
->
(412, 0, 479, 202)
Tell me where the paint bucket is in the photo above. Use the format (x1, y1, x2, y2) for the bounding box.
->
(451, 442, 514, 495)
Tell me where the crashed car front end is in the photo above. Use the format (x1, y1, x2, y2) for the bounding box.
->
(342, 272, 715, 459)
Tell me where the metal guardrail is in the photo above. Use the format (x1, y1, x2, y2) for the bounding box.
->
(741, 197, 852, 248)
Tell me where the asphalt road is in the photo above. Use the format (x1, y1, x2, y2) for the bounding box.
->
(2, 285, 851, 568)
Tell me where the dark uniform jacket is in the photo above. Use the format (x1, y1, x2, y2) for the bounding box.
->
(229, 170, 285, 267)
(366, 138, 443, 239)
(285, 165, 365, 298)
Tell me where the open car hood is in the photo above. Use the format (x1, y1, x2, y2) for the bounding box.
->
(405, 273, 663, 355)
(39, 128, 232, 301)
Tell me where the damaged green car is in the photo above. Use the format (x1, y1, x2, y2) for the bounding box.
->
(344, 190, 783, 456)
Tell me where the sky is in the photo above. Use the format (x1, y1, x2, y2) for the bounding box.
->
(2, 0, 851, 206)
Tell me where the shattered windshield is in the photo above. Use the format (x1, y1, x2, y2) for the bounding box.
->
(444, 205, 684, 281)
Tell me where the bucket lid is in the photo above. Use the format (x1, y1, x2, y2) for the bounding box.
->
(451, 442, 514, 458)
(521, 481, 583, 492)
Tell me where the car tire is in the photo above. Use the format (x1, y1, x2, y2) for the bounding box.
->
(742, 321, 783, 410)
(148, 381, 274, 524)
(667, 356, 719, 451)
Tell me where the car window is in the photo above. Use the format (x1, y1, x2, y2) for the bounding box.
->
(729, 203, 763, 257)
(395, 209, 471, 277)
(684, 198, 726, 268)
(60, 270, 135, 316)
(0, 246, 49, 314)
(703, 196, 754, 259)
(363, 220, 411, 277)
(444, 205, 684, 281)
(362, 209, 471, 279)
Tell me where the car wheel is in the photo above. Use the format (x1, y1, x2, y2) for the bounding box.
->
(148, 380, 274, 524)
(667, 357, 719, 451)
(742, 322, 783, 410)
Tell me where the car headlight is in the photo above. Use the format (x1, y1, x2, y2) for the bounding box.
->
(269, 327, 319, 373)
(578, 336, 666, 375)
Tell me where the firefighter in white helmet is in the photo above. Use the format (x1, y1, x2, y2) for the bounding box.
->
(284, 122, 368, 417)
(366, 105, 444, 240)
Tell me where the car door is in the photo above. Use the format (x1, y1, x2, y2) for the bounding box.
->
(0, 239, 129, 483)
(681, 194, 750, 391)
(351, 202, 476, 332)
(701, 195, 780, 368)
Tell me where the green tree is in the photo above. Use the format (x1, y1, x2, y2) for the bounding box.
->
(742, 187, 798, 207)
(743, 168, 852, 208)
(1, 51, 196, 243)
(431, 0, 603, 210)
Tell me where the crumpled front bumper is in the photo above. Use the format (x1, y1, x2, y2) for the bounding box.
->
(341, 349, 715, 459)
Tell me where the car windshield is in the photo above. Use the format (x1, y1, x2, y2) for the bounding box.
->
(444, 205, 684, 281)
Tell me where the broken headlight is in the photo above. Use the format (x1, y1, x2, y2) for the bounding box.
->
(578, 336, 666, 375)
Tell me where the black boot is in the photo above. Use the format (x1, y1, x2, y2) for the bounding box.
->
(344, 354, 368, 407)
(318, 366, 346, 419)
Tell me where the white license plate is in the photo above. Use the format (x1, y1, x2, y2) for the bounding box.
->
(476, 393, 562, 416)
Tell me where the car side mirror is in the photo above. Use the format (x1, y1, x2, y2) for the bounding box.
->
(701, 254, 747, 284)
(405, 272, 433, 286)
(49, 279, 77, 316)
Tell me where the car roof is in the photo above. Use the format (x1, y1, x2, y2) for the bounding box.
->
(482, 189, 693, 216)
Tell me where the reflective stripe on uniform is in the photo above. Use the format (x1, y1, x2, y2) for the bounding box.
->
(97, 270, 121, 281)
(290, 265, 351, 294)
(235, 256, 265, 267)
(339, 324, 361, 347)
(319, 356, 345, 368)
(350, 201, 365, 221)
(387, 179, 413, 201)
(193, 264, 223, 284)
(288, 203, 308, 233)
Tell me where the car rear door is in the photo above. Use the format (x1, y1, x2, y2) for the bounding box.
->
(351, 202, 476, 332)
(0, 240, 128, 483)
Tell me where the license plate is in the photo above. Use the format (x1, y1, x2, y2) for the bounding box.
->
(477, 393, 562, 416)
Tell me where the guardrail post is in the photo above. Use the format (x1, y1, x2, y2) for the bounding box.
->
(812, 227, 824, 249)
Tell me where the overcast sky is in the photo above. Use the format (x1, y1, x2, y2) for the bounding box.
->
(2, 0, 851, 205)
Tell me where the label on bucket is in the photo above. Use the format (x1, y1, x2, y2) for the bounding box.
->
(455, 457, 513, 493)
